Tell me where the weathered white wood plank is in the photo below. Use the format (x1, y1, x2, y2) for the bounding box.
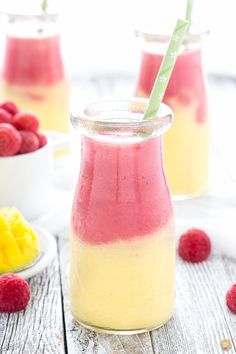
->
(59, 236, 236, 354)
(58, 239, 154, 354)
(206, 256, 236, 352)
(151, 255, 236, 354)
(0, 239, 65, 354)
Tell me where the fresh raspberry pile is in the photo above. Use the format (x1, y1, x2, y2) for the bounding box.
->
(0, 273, 31, 312)
(226, 284, 236, 314)
(0, 101, 47, 156)
(178, 228, 211, 263)
(0, 108, 12, 124)
(0, 124, 22, 156)
(19, 131, 40, 154)
(0, 101, 19, 116)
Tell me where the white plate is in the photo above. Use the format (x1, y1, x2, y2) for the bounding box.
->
(15, 226, 57, 279)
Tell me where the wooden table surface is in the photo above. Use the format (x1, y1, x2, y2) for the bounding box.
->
(1, 76, 236, 354)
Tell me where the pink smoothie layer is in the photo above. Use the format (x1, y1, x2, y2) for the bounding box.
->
(72, 136, 173, 244)
(136, 49, 207, 124)
(2, 35, 65, 85)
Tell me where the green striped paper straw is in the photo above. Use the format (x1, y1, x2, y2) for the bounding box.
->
(143, 19, 189, 120)
(41, 0, 48, 12)
(185, 0, 194, 22)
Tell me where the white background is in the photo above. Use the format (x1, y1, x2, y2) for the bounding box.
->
(0, 0, 236, 78)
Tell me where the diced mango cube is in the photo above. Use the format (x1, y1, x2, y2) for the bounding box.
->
(0, 208, 40, 273)
(0, 215, 9, 232)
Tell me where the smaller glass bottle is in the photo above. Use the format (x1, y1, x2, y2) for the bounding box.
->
(0, 12, 70, 133)
(135, 22, 209, 198)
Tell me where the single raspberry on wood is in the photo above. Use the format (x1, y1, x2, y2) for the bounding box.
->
(13, 112, 39, 132)
(0, 123, 22, 156)
(0, 273, 31, 313)
(178, 228, 211, 263)
(226, 284, 236, 314)
(19, 131, 39, 154)
(0, 101, 19, 116)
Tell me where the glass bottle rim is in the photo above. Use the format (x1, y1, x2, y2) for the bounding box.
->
(135, 21, 209, 45)
(1, 11, 60, 37)
(71, 98, 173, 142)
(0, 11, 59, 21)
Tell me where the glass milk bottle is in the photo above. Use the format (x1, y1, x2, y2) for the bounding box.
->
(70, 99, 175, 334)
(135, 23, 209, 198)
(0, 12, 70, 132)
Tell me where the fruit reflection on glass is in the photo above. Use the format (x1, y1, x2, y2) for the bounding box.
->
(0, 10, 69, 133)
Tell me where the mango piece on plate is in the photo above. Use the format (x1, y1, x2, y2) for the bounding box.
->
(0, 208, 40, 273)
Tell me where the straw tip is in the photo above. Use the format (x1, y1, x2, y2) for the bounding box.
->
(175, 18, 190, 33)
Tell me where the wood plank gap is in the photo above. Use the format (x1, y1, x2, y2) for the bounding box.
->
(117, 336, 127, 353)
(6, 313, 20, 352)
(0, 314, 9, 351)
(137, 333, 154, 354)
(150, 332, 157, 354)
(57, 236, 69, 354)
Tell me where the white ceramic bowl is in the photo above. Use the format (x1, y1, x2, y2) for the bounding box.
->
(0, 144, 52, 220)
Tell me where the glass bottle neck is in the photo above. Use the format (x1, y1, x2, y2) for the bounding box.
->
(71, 99, 173, 143)
(136, 22, 208, 55)
(140, 37, 204, 56)
(5, 14, 60, 38)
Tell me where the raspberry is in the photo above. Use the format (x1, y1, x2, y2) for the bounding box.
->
(0, 101, 19, 116)
(0, 123, 22, 156)
(178, 228, 211, 263)
(36, 132, 47, 148)
(0, 273, 30, 312)
(13, 112, 39, 132)
(226, 284, 236, 314)
(0, 108, 12, 124)
(19, 131, 39, 154)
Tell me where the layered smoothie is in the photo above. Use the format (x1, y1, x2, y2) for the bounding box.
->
(71, 132, 175, 332)
(0, 16, 69, 132)
(135, 32, 209, 197)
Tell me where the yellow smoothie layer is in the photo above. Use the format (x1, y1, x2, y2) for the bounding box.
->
(70, 219, 175, 331)
(164, 98, 209, 196)
(0, 80, 70, 133)
(136, 90, 209, 197)
(0, 208, 40, 273)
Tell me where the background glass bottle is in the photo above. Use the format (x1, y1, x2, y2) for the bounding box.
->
(0, 12, 70, 133)
(135, 23, 209, 198)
